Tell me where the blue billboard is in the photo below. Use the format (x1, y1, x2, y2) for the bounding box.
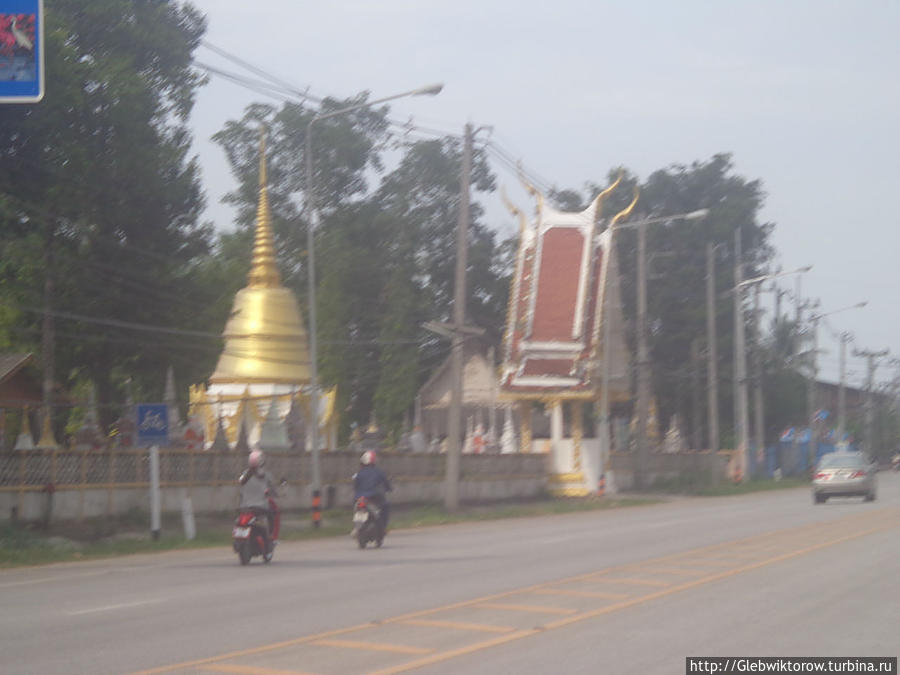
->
(0, 0, 43, 103)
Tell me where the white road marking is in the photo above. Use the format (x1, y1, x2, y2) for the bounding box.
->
(67, 598, 164, 616)
(0, 570, 109, 589)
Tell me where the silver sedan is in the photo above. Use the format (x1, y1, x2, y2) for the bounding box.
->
(812, 452, 877, 503)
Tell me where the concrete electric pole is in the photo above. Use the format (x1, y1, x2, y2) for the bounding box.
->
(705, 243, 720, 456)
(445, 122, 473, 511)
(853, 348, 889, 456)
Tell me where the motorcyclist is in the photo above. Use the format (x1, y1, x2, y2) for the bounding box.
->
(353, 450, 392, 530)
(239, 448, 280, 549)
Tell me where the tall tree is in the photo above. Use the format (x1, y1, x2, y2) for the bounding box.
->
(569, 154, 774, 445)
(213, 110, 510, 440)
(0, 0, 212, 425)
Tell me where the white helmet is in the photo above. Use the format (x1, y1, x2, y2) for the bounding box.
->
(360, 450, 376, 465)
(249, 448, 265, 469)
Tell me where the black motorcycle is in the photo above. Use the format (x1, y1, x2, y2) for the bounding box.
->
(352, 496, 385, 549)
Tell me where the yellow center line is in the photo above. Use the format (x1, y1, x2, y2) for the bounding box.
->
(532, 588, 631, 600)
(198, 665, 319, 675)
(312, 639, 434, 656)
(635, 566, 710, 577)
(366, 630, 539, 675)
(474, 602, 578, 615)
(667, 558, 741, 568)
(366, 516, 900, 675)
(129, 507, 900, 675)
(399, 619, 516, 634)
(589, 576, 671, 588)
(540, 522, 896, 633)
(127, 622, 381, 675)
(598, 577, 671, 587)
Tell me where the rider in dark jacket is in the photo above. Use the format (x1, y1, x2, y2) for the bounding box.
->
(353, 450, 392, 528)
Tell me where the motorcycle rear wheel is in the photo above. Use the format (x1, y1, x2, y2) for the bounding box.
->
(238, 542, 251, 565)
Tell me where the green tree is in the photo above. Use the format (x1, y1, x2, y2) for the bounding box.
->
(0, 0, 212, 426)
(563, 154, 774, 447)
(213, 107, 511, 441)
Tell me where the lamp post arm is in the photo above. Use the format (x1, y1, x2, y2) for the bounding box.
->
(308, 84, 443, 127)
(809, 301, 868, 323)
(302, 82, 443, 523)
(738, 266, 813, 289)
(613, 208, 710, 231)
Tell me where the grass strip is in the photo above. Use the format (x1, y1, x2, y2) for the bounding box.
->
(0, 477, 811, 568)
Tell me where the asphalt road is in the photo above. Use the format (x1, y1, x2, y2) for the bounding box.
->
(2, 474, 898, 675)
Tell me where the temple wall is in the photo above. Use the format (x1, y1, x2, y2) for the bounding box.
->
(0, 449, 547, 522)
(609, 450, 734, 490)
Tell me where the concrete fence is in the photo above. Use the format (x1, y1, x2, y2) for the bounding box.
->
(0, 447, 549, 522)
(609, 449, 736, 490)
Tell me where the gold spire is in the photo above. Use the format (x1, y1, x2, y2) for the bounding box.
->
(247, 128, 282, 289)
(208, 128, 311, 385)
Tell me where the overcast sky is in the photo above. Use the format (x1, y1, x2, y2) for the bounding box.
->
(187, 0, 899, 388)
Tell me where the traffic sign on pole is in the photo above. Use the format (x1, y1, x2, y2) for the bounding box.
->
(0, 0, 44, 103)
(136, 404, 169, 446)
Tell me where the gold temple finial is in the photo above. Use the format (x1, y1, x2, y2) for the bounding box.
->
(247, 126, 282, 289)
(517, 161, 544, 216)
(500, 186, 528, 235)
(611, 186, 640, 226)
(590, 170, 624, 220)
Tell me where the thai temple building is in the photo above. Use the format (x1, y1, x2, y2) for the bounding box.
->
(189, 132, 336, 450)
(415, 341, 502, 454)
(499, 173, 635, 496)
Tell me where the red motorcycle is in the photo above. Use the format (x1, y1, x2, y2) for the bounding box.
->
(232, 496, 279, 565)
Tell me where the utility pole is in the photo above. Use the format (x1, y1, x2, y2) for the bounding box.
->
(806, 316, 820, 470)
(705, 243, 719, 455)
(853, 348, 888, 456)
(691, 338, 701, 451)
(752, 283, 765, 472)
(599, 224, 619, 495)
(42, 242, 55, 442)
(733, 227, 750, 481)
(445, 122, 473, 511)
(635, 219, 650, 490)
(837, 332, 850, 442)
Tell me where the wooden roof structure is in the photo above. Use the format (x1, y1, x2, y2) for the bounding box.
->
(499, 174, 633, 401)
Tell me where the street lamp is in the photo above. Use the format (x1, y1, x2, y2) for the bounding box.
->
(737, 266, 814, 289)
(599, 208, 709, 492)
(735, 265, 812, 479)
(731, 263, 812, 481)
(806, 301, 867, 462)
(304, 83, 443, 524)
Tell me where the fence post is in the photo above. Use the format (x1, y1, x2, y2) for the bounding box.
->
(79, 447, 87, 521)
(107, 444, 116, 517)
(17, 450, 25, 519)
(149, 444, 161, 540)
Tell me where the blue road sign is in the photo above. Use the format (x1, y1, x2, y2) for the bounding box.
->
(0, 0, 44, 103)
(136, 404, 169, 446)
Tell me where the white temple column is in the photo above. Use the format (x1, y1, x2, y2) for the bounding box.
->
(500, 405, 518, 454)
(550, 399, 563, 455)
